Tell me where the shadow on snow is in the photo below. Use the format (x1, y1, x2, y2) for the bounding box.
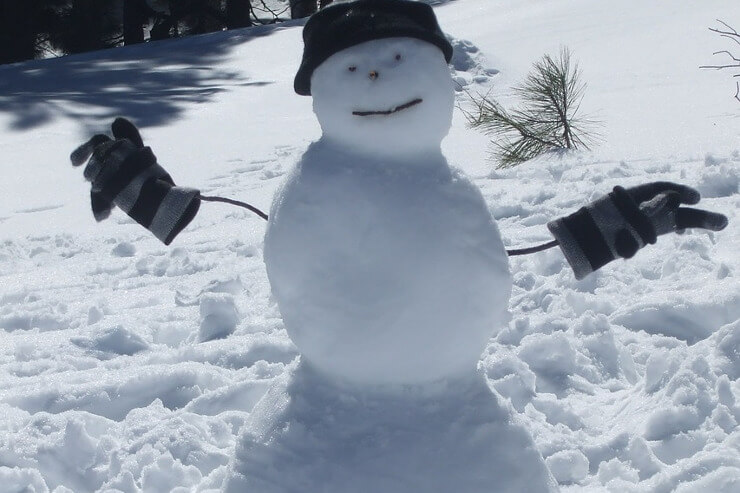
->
(0, 22, 299, 134)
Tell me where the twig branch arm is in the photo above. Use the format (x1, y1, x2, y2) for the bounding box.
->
(198, 192, 557, 257)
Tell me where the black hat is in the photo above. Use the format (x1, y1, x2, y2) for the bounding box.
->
(294, 0, 454, 96)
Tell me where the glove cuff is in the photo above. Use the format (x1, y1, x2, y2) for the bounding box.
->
(549, 187, 663, 279)
(123, 180, 200, 245)
(547, 208, 614, 280)
(153, 187, 201, 245)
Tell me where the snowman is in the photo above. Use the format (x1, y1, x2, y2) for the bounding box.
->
(70, 0, 727, 491)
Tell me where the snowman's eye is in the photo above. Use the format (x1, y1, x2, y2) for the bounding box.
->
(348, 66, 357, 72)
(394, 53, 402, 61)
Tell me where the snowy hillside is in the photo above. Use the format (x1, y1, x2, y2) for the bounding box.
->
(1, 0, 738, 491)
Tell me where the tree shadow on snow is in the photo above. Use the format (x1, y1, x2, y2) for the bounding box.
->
(423, 0, 462, 6)
(0, 22, 299, 134)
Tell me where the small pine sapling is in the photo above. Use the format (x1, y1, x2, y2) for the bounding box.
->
(465, 47, 599, 168)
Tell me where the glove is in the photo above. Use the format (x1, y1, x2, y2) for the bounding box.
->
(71, 118, 201, 245)
(547, 182, 728, 280)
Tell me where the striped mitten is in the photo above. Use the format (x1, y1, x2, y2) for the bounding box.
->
(71, 118, 200, 245)
(547, 182, 728, 280)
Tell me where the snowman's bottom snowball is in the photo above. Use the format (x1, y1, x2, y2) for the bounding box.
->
(223, 361, 558, 493)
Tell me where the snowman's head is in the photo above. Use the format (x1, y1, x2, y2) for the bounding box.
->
(312, 38, 454, 156)
(295, 0, 455, 156)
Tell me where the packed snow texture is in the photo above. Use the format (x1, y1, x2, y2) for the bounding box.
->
(224, 360, 556, 492)
(0, 0, 738, 491)
(257, 33, 522, 489)
(266, 36, 511, 385)
(265, 140, 512, 384)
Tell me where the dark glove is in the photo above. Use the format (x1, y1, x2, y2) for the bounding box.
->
(547, 182, 728, 279)
(71, 118, 200, 245)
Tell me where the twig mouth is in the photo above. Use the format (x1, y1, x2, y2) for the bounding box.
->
(352, 98, 423, 117)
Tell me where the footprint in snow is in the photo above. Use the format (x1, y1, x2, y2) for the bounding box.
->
(448, 36, 499, 92)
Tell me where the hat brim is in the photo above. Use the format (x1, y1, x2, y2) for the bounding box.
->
(294, 32, 453, 96)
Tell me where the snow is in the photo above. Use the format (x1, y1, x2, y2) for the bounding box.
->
(224, 361, 556, 492)
(265, 35, 512, 386)
(0, 0, 738, 491)
(264, 139, 512, 385)
(198, 293, 240, 342)
(547, 449, 590, 484)
(259, 29, 521, 483)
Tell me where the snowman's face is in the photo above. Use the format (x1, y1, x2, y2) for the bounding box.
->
(311, 37, 455, 157)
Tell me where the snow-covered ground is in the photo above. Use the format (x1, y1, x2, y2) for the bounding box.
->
(0, 0, 738, 491)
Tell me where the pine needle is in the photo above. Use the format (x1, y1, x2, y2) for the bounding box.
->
(466, 47, 600, 168)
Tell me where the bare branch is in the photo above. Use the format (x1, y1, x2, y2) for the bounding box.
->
(712, 50, 740, 63)
(701, 64, 740, 70)
(721, 34, 739, 44)
(703, 20, 740, 102)
(252, 0, 290, 22)
(710, 19, 739, 36)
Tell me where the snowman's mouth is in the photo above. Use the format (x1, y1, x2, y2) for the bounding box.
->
(352, 98, 423, 117)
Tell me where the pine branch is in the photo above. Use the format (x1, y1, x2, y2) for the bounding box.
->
(465, 47, 599, 168)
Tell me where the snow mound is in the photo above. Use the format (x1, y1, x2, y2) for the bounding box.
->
(546, 449, 590, 484)
(224, 362, 557, 493)
(198, 292, 240, 342)
(71, 325, 149, 356)
(697, 153, 739, 199)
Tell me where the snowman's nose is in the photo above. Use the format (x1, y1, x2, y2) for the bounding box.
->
(368, 70, 379, 80)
